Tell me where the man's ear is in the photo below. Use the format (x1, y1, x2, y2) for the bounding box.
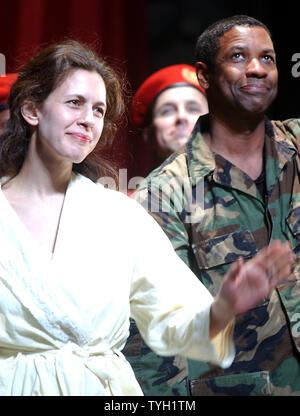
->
(20, 102, 40, 126)
(196, 62, 210, 91)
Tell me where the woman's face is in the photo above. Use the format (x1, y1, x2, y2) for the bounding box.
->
(32, 69, 107, 164)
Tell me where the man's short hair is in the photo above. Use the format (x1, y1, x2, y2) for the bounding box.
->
(195, 15, 272, 68)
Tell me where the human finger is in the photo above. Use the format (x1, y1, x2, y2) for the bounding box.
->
(267, 258, 294, 289)
(264, 243, 294, 276)
(253, 241, 294, 273)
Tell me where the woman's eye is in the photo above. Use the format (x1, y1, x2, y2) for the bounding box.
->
(68, 99, 80, 106)
(95, 107, 105, 117)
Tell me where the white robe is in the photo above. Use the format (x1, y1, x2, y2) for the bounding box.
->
(0, 173, 234, 396)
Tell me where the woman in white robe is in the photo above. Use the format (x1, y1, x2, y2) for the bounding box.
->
(0, 40, 294, 396)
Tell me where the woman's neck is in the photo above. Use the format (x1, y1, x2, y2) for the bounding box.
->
(3, 149, 72, 197)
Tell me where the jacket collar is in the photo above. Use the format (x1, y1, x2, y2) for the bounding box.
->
(186, 115, 297, 198)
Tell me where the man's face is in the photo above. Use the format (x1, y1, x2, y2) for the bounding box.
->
(207, 25, 278, 116)
(152, 85, 208, 159)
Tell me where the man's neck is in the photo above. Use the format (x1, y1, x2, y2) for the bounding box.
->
(204, 113, 266, 180)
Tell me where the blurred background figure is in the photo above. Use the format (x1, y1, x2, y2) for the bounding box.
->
(131, 64, 208, 172)
(0, 73, 18, 135)
(124, 69, 207, 394)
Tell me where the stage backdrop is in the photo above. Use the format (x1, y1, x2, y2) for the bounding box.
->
(1, 1, 299, 185)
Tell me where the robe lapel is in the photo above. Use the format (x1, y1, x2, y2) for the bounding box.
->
(0, 174, 93, 346)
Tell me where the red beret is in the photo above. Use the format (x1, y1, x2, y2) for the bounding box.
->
(131, 64, 205, 127)
(0, 73, 18, 108)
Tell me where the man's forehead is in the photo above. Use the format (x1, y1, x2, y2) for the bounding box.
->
(219, 26, 273, 44)
(219, 25, 274, 48)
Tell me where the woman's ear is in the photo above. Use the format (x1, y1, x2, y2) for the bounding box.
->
(21, 102, 40, 126)
(196, 62, 210, 91)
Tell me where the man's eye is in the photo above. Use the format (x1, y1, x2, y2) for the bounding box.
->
(157, 107, 175, 117)
(263, 55, 275, 63)
(187, 106, 202, 114)
(232, 53, 243, 60)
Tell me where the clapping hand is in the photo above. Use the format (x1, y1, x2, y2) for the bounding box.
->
(210, 240, 294, 338)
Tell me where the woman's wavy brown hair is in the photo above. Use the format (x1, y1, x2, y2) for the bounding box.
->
(0, 40, 126, 183)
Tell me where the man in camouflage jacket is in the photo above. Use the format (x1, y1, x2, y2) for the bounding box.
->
(133, 15, 300, 395)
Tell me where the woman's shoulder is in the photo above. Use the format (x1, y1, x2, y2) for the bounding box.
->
(73, 173, 143, 213)
(72, 173, 172, 242)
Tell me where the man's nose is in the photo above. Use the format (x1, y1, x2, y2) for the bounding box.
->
(176, 106, 189, 123)
(246, 58, 267, 77)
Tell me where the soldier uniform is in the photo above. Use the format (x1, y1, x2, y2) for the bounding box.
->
(134, 114, 300, 396)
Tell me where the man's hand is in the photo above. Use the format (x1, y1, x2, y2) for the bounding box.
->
(210, 240, 294, 338)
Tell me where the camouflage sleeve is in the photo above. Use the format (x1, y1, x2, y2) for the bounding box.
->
(273, 118, 300, 150)
(134, 175, 193, 268)
(122, 176, 196, 396)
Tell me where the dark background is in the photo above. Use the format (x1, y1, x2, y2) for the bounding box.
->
(0, 0, 299, 180)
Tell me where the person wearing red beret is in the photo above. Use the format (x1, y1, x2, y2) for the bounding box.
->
(124, 65, 208, 395)
(0, 73, 18, 135)
(131, 64, 208, 175)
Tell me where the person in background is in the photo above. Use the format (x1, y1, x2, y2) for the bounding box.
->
(135, 14, 300, 396)
(123, 64, 208, 395)
(0, 73, 18, 134)
(131, 64, 208, 175)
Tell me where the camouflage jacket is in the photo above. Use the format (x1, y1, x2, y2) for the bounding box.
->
(132, 114, 300, 396)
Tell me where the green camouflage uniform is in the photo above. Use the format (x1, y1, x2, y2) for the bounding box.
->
(127, 114, 300, 396)
(123, 319, 188, 395)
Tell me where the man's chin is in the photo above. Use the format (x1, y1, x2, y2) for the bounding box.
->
(173, 137, 189, 148)
(237, 93, 277, 115)
(158, 137, 189, 158)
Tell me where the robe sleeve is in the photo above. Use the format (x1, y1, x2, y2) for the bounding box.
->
(128, 198, 235, 368)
